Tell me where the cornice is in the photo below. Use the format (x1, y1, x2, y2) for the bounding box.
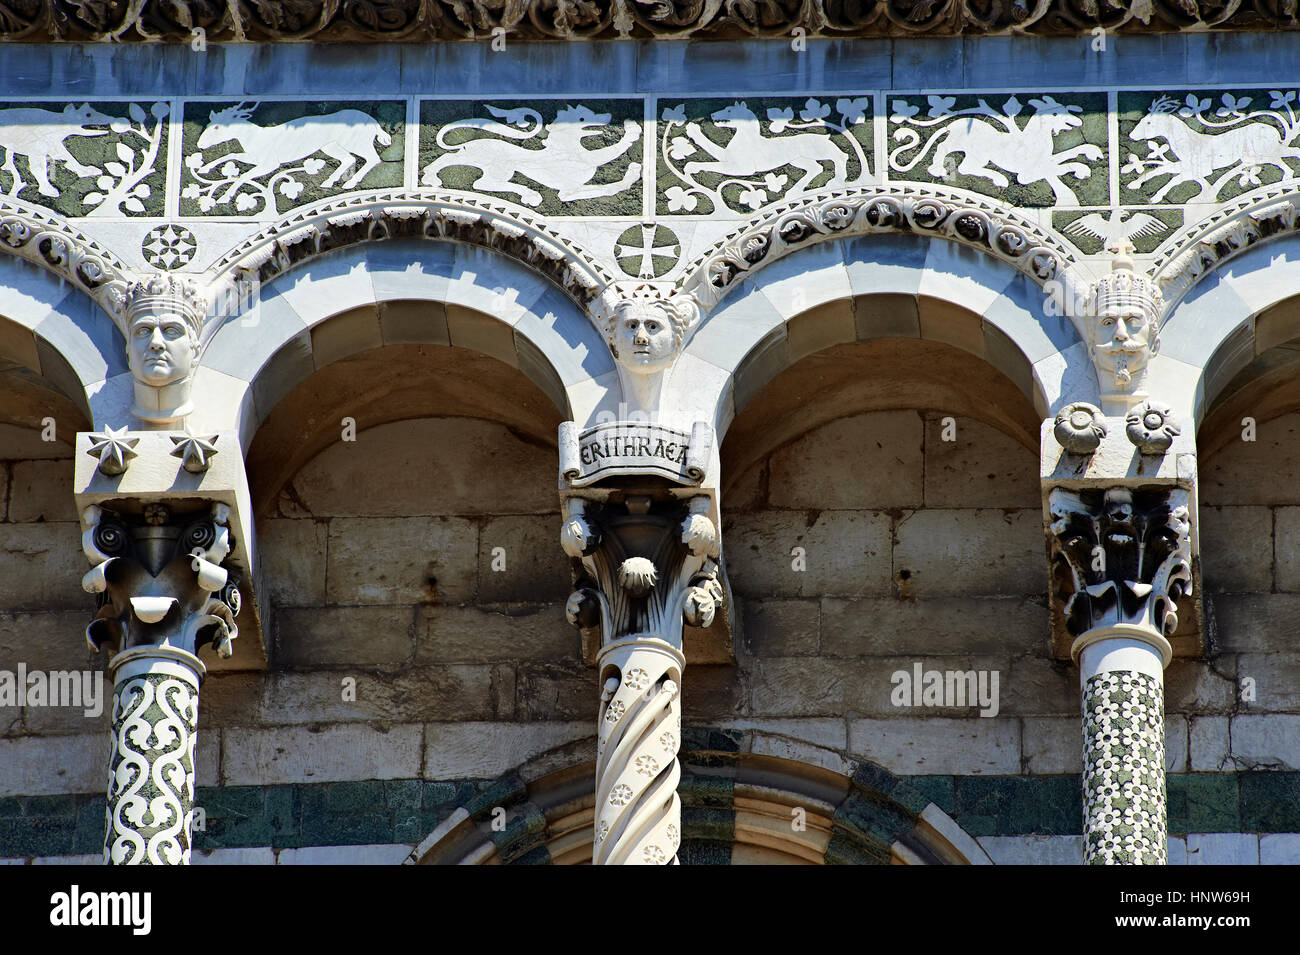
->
(0, 0, 1294, 43)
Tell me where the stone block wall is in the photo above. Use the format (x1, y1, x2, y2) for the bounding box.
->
(3, 405, 1299, 862)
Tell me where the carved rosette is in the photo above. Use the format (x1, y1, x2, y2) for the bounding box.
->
(562, 494, 722, 865)
(1081, 669, 1167, 865)
(81, 500, 240, 865)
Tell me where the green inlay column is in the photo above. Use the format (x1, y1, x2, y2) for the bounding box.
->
(105, 647, 204, 864)
(81, 500, 241, 866)
(1075, 627, 1171, 865)
(1049, 486, 1192, 866)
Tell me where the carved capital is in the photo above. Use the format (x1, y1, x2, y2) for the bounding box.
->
(562, 494, 722, 651)
(81, 500, 240, 664)
(1048, 486, 1192, 651)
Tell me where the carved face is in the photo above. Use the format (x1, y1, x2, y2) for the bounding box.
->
(128, 311, 196, 387)
(1101, 489, 1136, 546)
(611, 309, 676, 376)
(1092, 304, 1154, 387)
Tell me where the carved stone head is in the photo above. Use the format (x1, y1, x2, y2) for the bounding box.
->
(597, 283, 701, 378)
(123, 276, 207, 428)
(1086, 252, 1162, 398)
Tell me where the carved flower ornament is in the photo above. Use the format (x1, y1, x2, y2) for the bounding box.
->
(1054, 401, 1108, 454)
(1126, 400, 1180, 454)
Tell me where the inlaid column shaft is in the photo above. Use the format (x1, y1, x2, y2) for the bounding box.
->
(1076, 628, 1171, 865)
(1049, 485, 1191, 866)
(81, 500, 240, 866)
(105, 647, 204, 864)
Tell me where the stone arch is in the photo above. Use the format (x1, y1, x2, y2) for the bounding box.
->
(1159, 232, 1300, 428)
(107, 238, 617, 443)
(0, 252, 124, 424)
(406, 731, 992, 865)
(676, 232, 1093, 443)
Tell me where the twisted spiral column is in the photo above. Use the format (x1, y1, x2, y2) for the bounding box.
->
(593, 638, 684, 866)
(104, 646, 204, 865)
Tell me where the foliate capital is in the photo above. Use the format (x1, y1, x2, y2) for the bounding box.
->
(562, 493, 725, 654)
(1048, 486, 1193, 648)
(81, 500, 240, 666)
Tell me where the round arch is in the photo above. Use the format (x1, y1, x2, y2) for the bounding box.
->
(0, 253, 123, 424)
(675, 233, 1093, 442)
(131, 239, 617, 445)
(1159, 232, 1300, 428)
(406, 730, 992, 866)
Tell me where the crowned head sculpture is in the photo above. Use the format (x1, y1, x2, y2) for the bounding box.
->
(595, 282, 703, 415)
(1085, 250, 1163, 412)
(123, 275, 208, 429)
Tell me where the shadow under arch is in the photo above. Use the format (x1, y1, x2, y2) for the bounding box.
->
(195, 238, 616, 453)
(0, 253, 126, 424)
(1160, 233, 1300, 429)
(406, 730, 992, 865)
(679, 234, 1092, 443)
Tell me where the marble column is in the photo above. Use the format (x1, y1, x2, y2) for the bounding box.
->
(1049, 486, 1191, 865)
(81, 501, 240, 865)
(561, 494, 723, 865)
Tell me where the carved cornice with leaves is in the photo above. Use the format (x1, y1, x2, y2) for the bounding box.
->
(0, 0, 1293, 42)
(0, 197, 130, 324)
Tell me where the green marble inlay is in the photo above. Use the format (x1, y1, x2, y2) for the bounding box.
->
(419, 98, 643, 217)
(886, 91, 1107, 207)
(180, 99, 404, 217)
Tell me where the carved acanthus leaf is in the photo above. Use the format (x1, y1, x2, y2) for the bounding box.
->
(1048, 486, 1192, 639)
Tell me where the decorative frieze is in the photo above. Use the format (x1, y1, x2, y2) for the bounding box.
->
(208, 190, 610, 308)
(680, 186, 1071, 311)
(0, 0, 1287, 43)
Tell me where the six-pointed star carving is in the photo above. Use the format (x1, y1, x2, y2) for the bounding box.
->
(170, 431, 220, 473)
(86, 427, 140, 476)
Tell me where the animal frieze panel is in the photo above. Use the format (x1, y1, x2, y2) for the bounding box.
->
(180, 100, 405, 216)
(0, 100, 169, 218)
(886, 92, 1107, 207)
(656, 96, 873, 217)
(418, 99, 644, 216)
(1119, 90, 1300, 206)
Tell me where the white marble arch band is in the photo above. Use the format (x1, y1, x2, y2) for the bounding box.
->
(1158, 232, 1300, 427)
(85, 239, 619, 445)
(0, 254, 126, 423)
(676, 233, 1098, 445)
